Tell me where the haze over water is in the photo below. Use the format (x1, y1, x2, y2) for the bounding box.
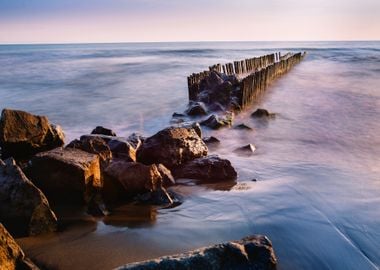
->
(1, 41, 380, 270)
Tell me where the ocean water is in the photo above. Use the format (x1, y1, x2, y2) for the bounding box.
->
(1, 41, 380, 270)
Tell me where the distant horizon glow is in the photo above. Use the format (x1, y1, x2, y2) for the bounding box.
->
(0, 0, 379, 44)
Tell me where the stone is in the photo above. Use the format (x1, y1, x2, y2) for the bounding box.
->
(179, 122, 202, 138)
(173, 155, 237, 182)
(234, 144, 256, 156)
(66, 136, 112, 167)
(251, 109, 275, 118)
(234, 124, 253, 131)
(186, 102, 208, 116)
(172, 112, 186, 118)
(136, 187, 174, 206)
(116, 235, 277, 270)
(202, 136, 221, 146)
(0, 109, 64, 159)
(108, 138, 136, 162)
(27, 148, 101, 204)
(126, 133, 145, 150)
(157, 164, 175, 187)
(0, 223, 39, 270)
(0, 159, 57, 236)
(104, 161, 162, 196)
(91, 126, 116, 136)
(200, 113, 233, 130)
(137, 126, 208, 169)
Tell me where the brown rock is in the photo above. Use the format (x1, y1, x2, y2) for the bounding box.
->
(0, 159, 57, 236)
(91, 126, 116, 136)
(0, 223, 39, 270)
(251, 108, 275, 118)
(108, 138, 136, 162)
(116, 235, 277, 270)
(173, 155, 237, 182)
(0, 109, 64, 159)
(104, 161, 161, 196)
(137, 126, 208, 169)
(27, 148, 101, 204)
(200, 113, 234, 130)
(157, 164, 175, 187)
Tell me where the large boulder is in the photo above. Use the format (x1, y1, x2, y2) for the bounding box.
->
(0, 109, 64, 159)
(0, 159, 57, 236)
(116, 235, 277, 270)
(91, 126, 117, 136)
(27, 148, 101, 204)
(173, 155, 237, 182)
(104, 161, 162, 196)
(0, 223, 39, 270)
(137, 126, 208, 169)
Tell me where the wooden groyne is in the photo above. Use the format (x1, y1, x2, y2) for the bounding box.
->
(187, 52, 306, 110)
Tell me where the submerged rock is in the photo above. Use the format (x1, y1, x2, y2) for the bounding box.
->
(202, 136, 221, 146)
(0, 159, 57, 236)
(186, 102, 208, 116)
(91, 126, 117, 136)
(27, 148, 101, 204)
(0, 109, 64, 159)
(234, 144, 256, 156)
(173, 155, 237, 182)
(137, 126, 208, 169)
(251, 108, 275, 118)
(0, 223, 39, 270)
(116, 235, 277, 270)
(234, 123, 253, 131)
(136, 187, 174, 206)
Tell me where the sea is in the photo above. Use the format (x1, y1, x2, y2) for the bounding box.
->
(0, 41, 379, 270)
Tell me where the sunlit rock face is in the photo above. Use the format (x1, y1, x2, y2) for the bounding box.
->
(0, 109, 64, 159)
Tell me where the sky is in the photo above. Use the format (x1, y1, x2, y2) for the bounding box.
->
(0, 0, 379, 44)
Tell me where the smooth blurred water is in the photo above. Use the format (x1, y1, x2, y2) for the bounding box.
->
(2, 41, 380, 270)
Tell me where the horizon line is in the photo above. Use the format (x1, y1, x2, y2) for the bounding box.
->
(0, 39, 379, 46)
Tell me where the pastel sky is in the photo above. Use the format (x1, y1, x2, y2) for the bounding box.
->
(0, 0, 379, 43)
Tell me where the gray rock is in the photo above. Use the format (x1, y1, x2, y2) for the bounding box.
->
(234, 124, 253, 131)
(173, 155, 237, 182)
(91, 126, 117, 136)
(0, 223, 40, 270)
(200, 113, 233, 130)
(251, 109, 275, 118)
(186, 102, 208, 116)
(116, 235, 277, 270)
(137, 126, 208, 169)
(0, 109, 64, 159)
(234, 144, 256, 156)
(202, 136, 221, 146)
(0, 158, 57, 236)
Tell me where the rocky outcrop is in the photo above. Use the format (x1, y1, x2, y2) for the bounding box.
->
(91, 126, 117, 136)
(116, 235, 277, 270)
(0, 223, 39, 270)
(27, 148, 101, 204)
(251, 109, 275, 118)
(137, 126, 208, 169)
(0, 109, 64, 159)
(0, 159, 57, 236)
(173, 155, 237, 182)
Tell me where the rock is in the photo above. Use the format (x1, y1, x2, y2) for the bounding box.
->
(157, 164, 175, 187)
(234, 144, 256, 156)
(200, 113, 233, 130)
(108, 138, 136, 162)
(172, 112, 185, 118)
(66, 136, 112, 167)
(116, 235, 277, 270)
(203, 136, 221, 146)
(0, 159, 57, 236)
(104, 161, 162, 196)
(186, 102, 208, 116)
(0, 223, 40, 270)
(137, 126, 208, 169)
(173, 155, 237, 182)
(234, 124, 253, 131)
(126, 133, 145, 150)
(251, 109, 275, 118)
(179, 122, 202, 138)
(91, 126, 116, 136)
(0, 109, 64, 159)
(27, 148, 101, 204)
(136, 187, 174, 206)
